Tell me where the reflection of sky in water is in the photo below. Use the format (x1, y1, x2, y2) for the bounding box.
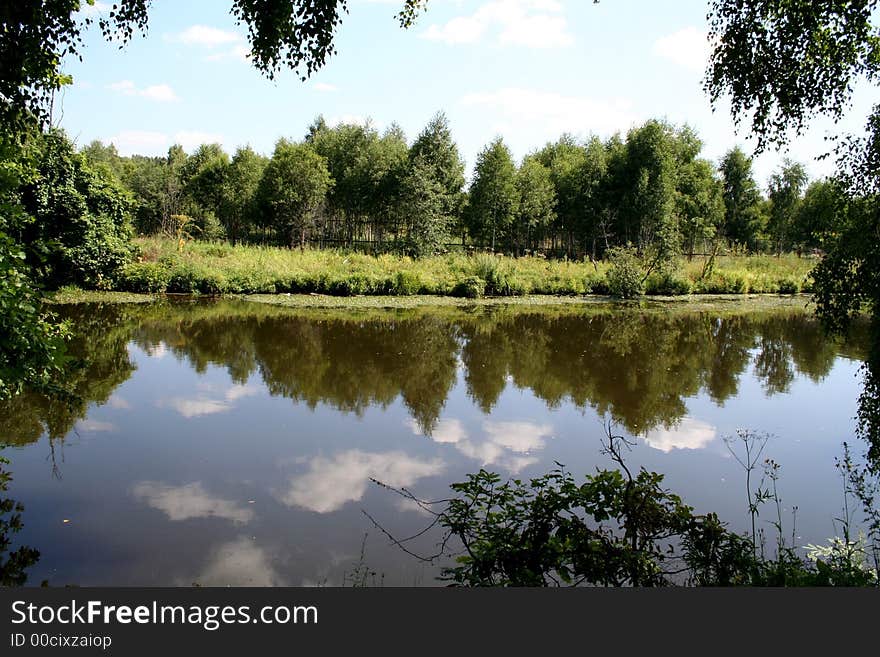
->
(279, 450, 444, 513)
(643, 417, 716, 453)
(0, 305, 870, 586)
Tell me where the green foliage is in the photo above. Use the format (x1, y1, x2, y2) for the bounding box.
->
(706, 0, 880, 154)
(605, 246, 644, 298)
(257, 139, 332, 247)
(467, 138, 519, 251)
(645, 272, 693, 296)
(117, 262, 172, 293)
(720, 147, 765, 250)
(794, 179, 849, 250)
(395, 155, 451, 258)
(515, 157, 556, 254)
(382, 430, 880, 587)
(0, 234, 68, 400)
(767, 160, 808, 255)
(392, 271, 423, 296)
(452, 276, 485, 299)
(21, 130, 135, 288)
(0, 454, 39, 586)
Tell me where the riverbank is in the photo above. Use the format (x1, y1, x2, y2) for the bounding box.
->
(112, 237, 816, 298)
(47, 286, 819, 317)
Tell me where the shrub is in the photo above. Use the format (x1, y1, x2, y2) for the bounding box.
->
(605, 247, 644, 299)
(66, 215, 136, 290)
(693, 271, 749, 294)
(645, 272, 693, 296)
(118, 262, 171, 293)
(392, 271, 422, 296)
(583, 271, 608, 295)
(777, 277, 800, 294)
(452, 276, 486, 299)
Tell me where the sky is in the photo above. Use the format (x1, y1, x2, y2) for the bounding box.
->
(58, 0, 879, 187)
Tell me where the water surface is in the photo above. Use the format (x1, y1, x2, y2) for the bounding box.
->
(0, 299, 869, 585)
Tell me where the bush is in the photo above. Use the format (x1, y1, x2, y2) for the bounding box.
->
(118, 262, 171, 293)
(645, 272, 693, 296)
(693, 271, 749, 294)
(392, 271, 422, 296)
(605, 247, 644, 299)
(777, 277, 800, 294)
(583, 271, 608, 295)
(452, 276, 486, 299)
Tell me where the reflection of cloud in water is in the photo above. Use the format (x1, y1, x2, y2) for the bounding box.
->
(483, 421, 551, 452)
(75, 419, 116, 432)
(195, 537, 284, 586)
(159, 384, 259, 418)
(107, 395, 131, 410)
(409, 419, 552, 474)
(132, 481, 254, 524)
(146, 342, 168, 359)
(280, 450, 444, 513)
(643, 417, 716, 453)
(428, 418, 467, 444)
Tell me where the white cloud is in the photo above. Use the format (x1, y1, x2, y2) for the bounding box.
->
(132, 481, 254, 524)
(107, 80, 179, 102)
(653, 26, 710, 73)
(326, 114, 372, 128)
(194, 537, 284, 586)
(76, 1, 110, 17)
(313, 82, 338, 92)
(204, 45, 251, 63)
(173, 25, 243, 47)
(643, 417, 717, 453)
(173, 131, 227, 151)
(461, 87, 639, 139)
(140, 84, 178, 102)
(279, 450, 444, 513)
(422, 0, 573, 49)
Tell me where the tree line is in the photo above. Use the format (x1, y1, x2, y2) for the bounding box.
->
(79, 114, 843, 260)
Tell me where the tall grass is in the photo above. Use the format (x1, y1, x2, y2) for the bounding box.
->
(117, 237, 817, 297)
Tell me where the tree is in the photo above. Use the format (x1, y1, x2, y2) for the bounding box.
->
(767, 160, 808, 256)
(219, 146, 267, 245)
(534, 135, 587, 255)
(794, 179, 849, 252)
(257, 139, 332, 248)
(180, 143, 231, 240)
(409, 112, 466, 223)
(515, 156, 556, 254)
(467, 138, 518, 251)
(707, 0, 880, 461)
(620, 120, 680, 269)
(677, 158, 724, 259)
(719, 147, 764, 252)
(394, 155, 450, 257)
(19, 129, 134, 289)
(310, 119, 407, 247)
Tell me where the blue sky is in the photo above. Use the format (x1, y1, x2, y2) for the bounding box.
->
(60, 0, 878, 186)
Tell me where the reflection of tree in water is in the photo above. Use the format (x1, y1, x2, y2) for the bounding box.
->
(858, 322, 880, 468)
(0, 300, 870, 450)
(0, 453, 39, 585)
(0, 303, 136, 450)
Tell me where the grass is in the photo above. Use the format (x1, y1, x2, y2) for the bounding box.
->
(47, 286, 157, 304)
(112, 236, 818, 298)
